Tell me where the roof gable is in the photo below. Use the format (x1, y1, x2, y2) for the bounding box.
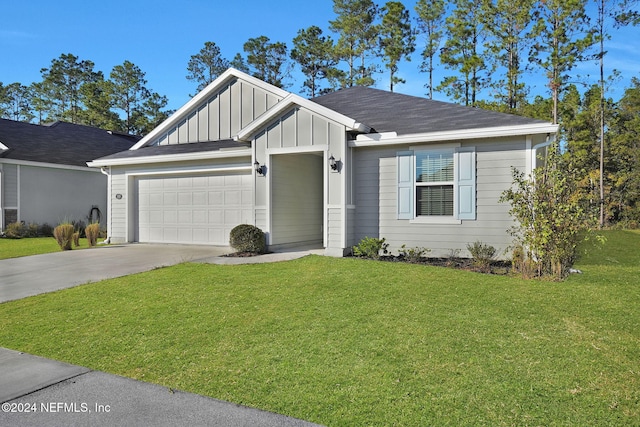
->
(131, 68, 290, 149)
(312, 86, 551, 136)
(0, 119, 139, 167)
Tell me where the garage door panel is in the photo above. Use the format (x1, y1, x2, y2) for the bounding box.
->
(136, 172, 251, 245)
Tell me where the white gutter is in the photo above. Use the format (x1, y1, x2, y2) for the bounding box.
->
(349, 123, 559, 147)
(531, 133, 556, 171)
(87, 148, 252, 168)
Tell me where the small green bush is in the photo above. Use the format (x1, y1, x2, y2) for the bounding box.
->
(85, 223, 100, 247)
(3, 222, 26, 239)
(38, 223, 54, 237)
(353, 236, 389, 260)
(398, 245, 430, 263)
(467, 241, 496, 272)
(53, 223, 75, 251)
(229, 224, 266, 254)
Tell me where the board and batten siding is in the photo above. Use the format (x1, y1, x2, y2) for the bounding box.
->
(151, 78, 282, 146)
(253, 105, 347, 251)
(353, 137, 527, 258)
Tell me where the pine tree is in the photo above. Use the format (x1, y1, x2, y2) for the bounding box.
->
(438, 0, 488, 106)
(291, 26, 342, 97)
(329, 0, 379, 87)
(186, 41, 230, 94)
(415, 0, 446, 99)
(528, 0, 593, 124)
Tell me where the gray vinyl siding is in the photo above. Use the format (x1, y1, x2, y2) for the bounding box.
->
(151, 78, 282, 146)
(18, 165, 106, 227)
(353, 137, 526, 258)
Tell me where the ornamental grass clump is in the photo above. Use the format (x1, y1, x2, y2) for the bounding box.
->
(229, 224, 266, 254)
(85, 223, 100, 247)
(53, 223, 75, 251)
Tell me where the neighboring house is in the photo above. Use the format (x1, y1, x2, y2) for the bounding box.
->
(89, 68, 558, 257)
(0, 119, 139, 231)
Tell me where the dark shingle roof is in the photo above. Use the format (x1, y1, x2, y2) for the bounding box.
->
(94, 139, 250, 162)
(0, 119, 140, 167)
(312, 86, 548, 135)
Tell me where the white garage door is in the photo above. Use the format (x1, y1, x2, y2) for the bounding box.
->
(136, 172, 252, 245)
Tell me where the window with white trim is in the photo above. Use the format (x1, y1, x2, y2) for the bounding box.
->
(397, 147, 476, 221)
(416, 150, 454, 216)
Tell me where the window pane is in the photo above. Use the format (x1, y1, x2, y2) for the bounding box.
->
(416, 151, 453, 183)
(416, 186, 454, 216)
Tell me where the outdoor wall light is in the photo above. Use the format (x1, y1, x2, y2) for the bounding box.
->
(329, 155, 339, 171)
(254, 160, 265, 176)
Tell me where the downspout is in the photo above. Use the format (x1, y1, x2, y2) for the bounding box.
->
(100, 166, 111, 244)
(531, 133, 555, 172)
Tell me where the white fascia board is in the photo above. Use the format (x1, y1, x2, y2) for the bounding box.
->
(0, 157, 102, 172)
(87, 148, 252, 168)
(130, 68, 290, 150)
(0, 140, 8, 151)
(235, 93, 370, 142)
(349, 123, 559, 147)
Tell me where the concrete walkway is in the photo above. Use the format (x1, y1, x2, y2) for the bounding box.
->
(0, 243, 325, 426)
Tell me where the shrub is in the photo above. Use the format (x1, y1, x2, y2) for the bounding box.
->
(500, 142, 588, 279)
(3, 222, 26, 239)
(72, 232, 80, 247)
(466, 241, 496, 272)
(53, 223, 75, 251)
(85, 223, 101, 247)
(229, 224, 266, 254)
(398, 245, 430, 263)
(25, 223, 39, 238)
(353, 236, 389, 260)
(38, 223, 54, 237)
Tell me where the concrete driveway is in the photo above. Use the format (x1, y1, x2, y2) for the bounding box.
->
(0, 244, 231, 303)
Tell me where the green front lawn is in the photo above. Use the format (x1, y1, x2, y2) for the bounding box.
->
(0, 237, 90, 260)
(0, 231, 638, 425)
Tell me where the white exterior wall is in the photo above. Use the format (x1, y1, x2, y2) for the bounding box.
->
(353, 136, 530, 258)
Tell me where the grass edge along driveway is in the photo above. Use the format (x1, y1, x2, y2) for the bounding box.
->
(0, 230, 638, 425)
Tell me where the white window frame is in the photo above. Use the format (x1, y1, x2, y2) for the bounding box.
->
(397, 143, 476, 224)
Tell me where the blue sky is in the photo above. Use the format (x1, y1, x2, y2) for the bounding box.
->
(2, 0, 639, 113)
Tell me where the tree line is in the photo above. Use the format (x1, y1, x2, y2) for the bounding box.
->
(0, 54, 172, 135)
(1, 0, 639, 226)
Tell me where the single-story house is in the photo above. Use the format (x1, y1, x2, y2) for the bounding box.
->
(89, 68, 558, 257)
(0, 119, 139, 230)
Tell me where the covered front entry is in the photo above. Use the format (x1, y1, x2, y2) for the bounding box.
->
(270, 153, 324, 248)
(135, 172, 252, 245)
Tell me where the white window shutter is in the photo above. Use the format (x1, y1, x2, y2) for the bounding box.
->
(397, 151, 414, 220)
(456, 147, 476, 220)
